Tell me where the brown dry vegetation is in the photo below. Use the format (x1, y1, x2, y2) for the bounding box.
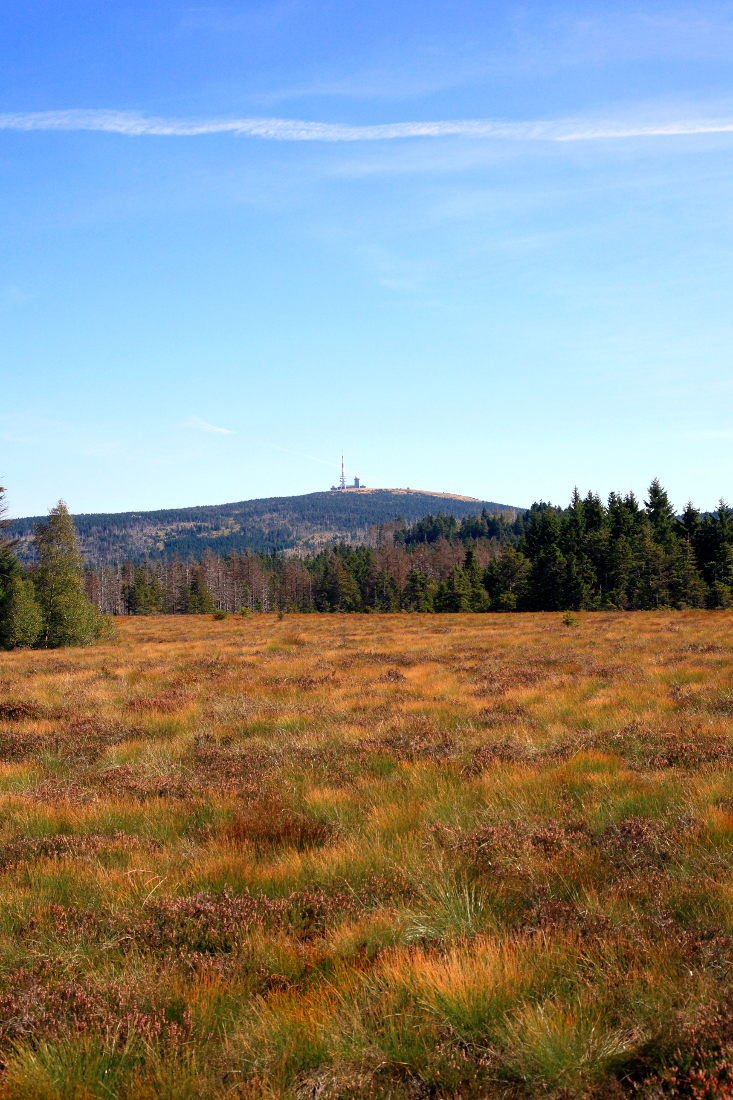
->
(0, 611, 732, 1098)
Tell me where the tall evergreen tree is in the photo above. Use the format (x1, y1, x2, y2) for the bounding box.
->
(402, 569, 436, 611)
(2, 575, 42, 648)
(0, 485, 31, 647)
(125, 565, 165, 614)
(434, 566, 473, 612)
(374, 569, 400, 611)
(184, 568, 215, 614)
(463, 549, 490, 611)
(701, 502, 733, 607)
(679, 502, 702, 544)
(667, 538, 706, 608)
(528, 546, 568, 610)
(645, 479, 677, 550)
(33, 501, 103, 647)
(484, 547, 531, 611)
(0, 485, 19, 588)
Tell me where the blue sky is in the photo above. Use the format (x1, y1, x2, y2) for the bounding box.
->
(2, 0, 732, 517)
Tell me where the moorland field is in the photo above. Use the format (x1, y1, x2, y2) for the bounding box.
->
(0, 611, 732, 1097)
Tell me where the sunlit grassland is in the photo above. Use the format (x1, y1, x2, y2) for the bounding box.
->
(0, 611, 732, 1097)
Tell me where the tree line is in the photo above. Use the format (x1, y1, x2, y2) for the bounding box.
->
(81, 480, 732, 617)
(0, 489, 107, 649)
(3, 480, 730, 645)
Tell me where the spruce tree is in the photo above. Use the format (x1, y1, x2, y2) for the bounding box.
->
(528, 546, 568, 610)
(374, 569, 400, 611)
(125, 565, 165, 614)
(402, 569, 436, 611)
(0, 484, 31, 646)
(2, 575, 42, 647)
(484, 547, 531, 611)
(645, 479, 677, 550)
(184, 568, 215, 614)
(667, 538, 706, 608)
(434, 566, 473, 612)
(463, 549, 490, 611)
(33, 501, 102, 647)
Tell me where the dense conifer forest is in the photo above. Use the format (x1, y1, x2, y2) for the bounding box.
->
(82, 481, 733, 616)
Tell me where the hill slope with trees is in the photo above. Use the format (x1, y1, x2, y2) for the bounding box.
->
(9, 490, 518, 563)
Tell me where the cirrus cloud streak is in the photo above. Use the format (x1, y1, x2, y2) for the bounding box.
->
(184, 417, 236, 436)
(2, 108, 733, 143)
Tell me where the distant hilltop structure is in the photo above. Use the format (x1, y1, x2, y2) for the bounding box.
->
(331, 456, 364, 492)
(328, 457, 480, 502)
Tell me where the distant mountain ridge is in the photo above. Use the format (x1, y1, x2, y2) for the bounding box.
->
(10, 489, 520, 563)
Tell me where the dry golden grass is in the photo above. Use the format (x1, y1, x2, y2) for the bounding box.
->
(0, 610, 732, 1097)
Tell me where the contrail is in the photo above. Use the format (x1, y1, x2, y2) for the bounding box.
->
(1, 108, 733, 142)
(185, 417, 236, 436)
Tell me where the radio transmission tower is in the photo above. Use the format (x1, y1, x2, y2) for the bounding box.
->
(340, 454, 346, 491)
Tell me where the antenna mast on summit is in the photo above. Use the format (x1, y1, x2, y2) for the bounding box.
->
(340, 454, 346, 491)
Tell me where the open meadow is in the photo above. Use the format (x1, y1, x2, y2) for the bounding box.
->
(0, 611, 732, 1098)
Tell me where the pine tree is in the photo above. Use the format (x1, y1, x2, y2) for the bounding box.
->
(33, 501, 103, 647)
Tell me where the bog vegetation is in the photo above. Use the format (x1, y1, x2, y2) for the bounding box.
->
(80, 480, 733, 617)
(0, 610, 731, 1097)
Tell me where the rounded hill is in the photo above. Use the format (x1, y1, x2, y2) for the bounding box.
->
(9, 489, 520, 563)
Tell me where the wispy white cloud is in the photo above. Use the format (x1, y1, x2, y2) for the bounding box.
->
(185, 416, 236, 435)
(3, 108, 733, 143)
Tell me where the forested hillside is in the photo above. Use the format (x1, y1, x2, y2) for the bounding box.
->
(9, 490, 516, 563)
(85, 481, 733, 614)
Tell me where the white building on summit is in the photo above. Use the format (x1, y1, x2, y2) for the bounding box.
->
(330, 456, 364, 491)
